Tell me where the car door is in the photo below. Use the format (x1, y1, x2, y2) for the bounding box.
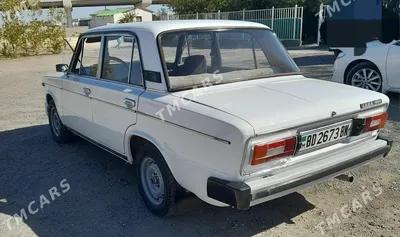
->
(61, 35, 102, 137)
(89, 34, 145, 154)
(386, 41, 400, 88)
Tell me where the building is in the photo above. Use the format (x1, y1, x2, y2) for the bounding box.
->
(72, 18, 92, 27)
(90, 7, 153, 28)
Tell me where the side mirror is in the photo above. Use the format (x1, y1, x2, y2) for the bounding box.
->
(56, 64, 69, 73)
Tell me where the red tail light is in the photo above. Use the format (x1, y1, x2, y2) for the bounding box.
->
(251, 137, 297, 166)
(363, 112, 388, 132)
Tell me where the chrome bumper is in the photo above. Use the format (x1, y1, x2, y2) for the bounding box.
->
(207, 136, 392, 210)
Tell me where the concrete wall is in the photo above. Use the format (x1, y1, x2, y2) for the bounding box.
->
(113, 9, 153, 23)
(113, 13, 125, 24)
(134, 9, 152, 22)
(90, 8, 152, 28)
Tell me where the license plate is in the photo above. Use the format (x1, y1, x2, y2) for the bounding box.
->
(300, 120, 352, 151)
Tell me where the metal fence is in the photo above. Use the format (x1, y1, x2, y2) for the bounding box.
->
(160, 6, 304, 42)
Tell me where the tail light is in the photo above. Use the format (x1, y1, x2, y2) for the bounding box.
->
(352, 112, 388, 136)
(363, 112, 388, 132)
(251, 137, 297, 166)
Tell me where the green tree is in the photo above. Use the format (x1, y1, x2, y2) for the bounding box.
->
(0, 0, 66, 58)
(118, 12, 137, 23)
(300, 0, 330, 12)
(45, 8, 66, 54)
(225, 0, 329, 11)
(168, 0, 330, 14)
(153, 8, 169, 20)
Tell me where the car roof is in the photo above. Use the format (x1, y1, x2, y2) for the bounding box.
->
(85, 20, 270, 36)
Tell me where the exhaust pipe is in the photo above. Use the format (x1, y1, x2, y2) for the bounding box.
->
(335, 174, 354, 183)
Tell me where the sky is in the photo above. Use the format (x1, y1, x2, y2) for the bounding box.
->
(72, 4, 167, 19)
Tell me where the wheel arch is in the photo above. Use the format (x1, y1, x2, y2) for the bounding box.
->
(126, 129, 182, 180)
(125, 129, 171, 169)
(46, 93, 54, 104)
(128, 133, 156, 164)
(344, 59, 381, 83)
(45, 91, 60, 114)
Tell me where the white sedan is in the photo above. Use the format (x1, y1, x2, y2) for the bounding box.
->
(43, 20, 392, 217)
(332, 40, 400, 93)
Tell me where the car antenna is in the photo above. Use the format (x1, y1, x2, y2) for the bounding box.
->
(64, 38, 75, 52)
(63, 38, 82, 67)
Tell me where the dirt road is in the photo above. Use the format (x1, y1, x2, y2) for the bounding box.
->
(0, 51, 399, 237)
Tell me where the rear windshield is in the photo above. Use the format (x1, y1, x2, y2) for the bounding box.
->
(159, 28, 300, 91)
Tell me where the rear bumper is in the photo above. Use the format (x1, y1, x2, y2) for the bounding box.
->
(207, 136, 392, 210)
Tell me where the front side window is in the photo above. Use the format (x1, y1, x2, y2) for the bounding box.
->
(71, 36, 102, 77)
(159, 29, 300, 91)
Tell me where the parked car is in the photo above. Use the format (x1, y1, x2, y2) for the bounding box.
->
(331, 40, 400, 93)
(43, 20, 392, 217)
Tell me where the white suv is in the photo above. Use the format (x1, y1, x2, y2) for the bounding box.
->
(43, 20, 392, 217)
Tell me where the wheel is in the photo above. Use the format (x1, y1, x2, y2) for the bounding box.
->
(346, 62, 382, 92)
(137, 144, 177, 217)
(48, 100, 74, 143)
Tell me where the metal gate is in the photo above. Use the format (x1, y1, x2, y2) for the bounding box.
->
(161, 6, 304, 42)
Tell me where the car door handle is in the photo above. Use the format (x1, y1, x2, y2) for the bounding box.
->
(124, 98, 136, 107)
(83, 88, 91, 96)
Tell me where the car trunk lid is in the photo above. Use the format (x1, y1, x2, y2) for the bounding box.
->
(172, 75, 389, 135)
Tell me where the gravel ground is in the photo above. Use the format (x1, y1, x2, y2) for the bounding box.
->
(0, 50, 399, 237)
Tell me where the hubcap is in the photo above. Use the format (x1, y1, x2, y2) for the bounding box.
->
(140, 157, 165, 205)
(51, 107, 61, 136)
(351, 68, 381, 91)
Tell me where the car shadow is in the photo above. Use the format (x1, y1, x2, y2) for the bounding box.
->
(0, 125, 315, 237)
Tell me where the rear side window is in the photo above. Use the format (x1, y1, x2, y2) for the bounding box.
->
(101, 36, 134, 83)
(101, 35, 143, 86)
(131, 40, 143, 86)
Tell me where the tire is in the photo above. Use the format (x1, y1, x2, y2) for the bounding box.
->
(48, 100, 74, 143)
(137, 144, 177, 217)
(346, 62, 382, 92)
